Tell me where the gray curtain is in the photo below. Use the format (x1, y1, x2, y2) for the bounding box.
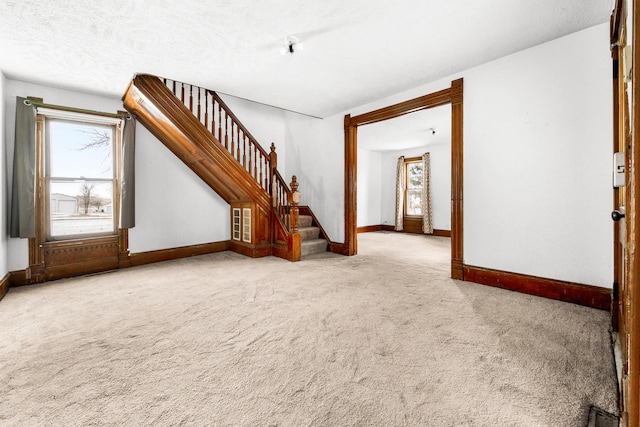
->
(9, 97, 37, 238)
(421, 152, 433, 234)
(394, 156, 405, 231)
(119, 116, 136, 229)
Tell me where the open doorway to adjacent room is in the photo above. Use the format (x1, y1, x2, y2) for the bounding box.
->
(343, 79, 463, 279)
(356, 105, 452, 237)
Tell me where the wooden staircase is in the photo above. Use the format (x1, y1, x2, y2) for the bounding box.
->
(122, 74, 329, 261)
(298, 215, 328, 257)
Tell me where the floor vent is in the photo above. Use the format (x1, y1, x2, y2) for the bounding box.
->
(586, 406, 619, 427)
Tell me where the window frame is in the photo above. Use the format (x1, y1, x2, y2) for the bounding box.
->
(26, 100, 129, 283)
(403, 157, 423, 218)
(43, 117, 119, 241)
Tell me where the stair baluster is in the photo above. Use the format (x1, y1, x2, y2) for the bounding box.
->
(218, 103, 223, 144)
(243, 135, 247, 169)
(236, 125, 241, 162)
(204, 91, 209, 132)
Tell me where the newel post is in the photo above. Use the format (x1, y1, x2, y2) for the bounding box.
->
(289, 176, 300, 233)
(269, 142, 277, 206)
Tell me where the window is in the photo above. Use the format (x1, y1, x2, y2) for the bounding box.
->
(242, 208, 252, 243)
(45, 118, 118, 240)
(232, 208, 241, 240)
(405, 159, 423, 216)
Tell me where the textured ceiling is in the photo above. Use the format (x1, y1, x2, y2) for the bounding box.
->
(0, 0, 611, 118)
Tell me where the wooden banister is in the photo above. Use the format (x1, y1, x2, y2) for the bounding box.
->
(161, 78, 271, 194)
(126, 74, 308, 261)
(160, 76, 300, 235)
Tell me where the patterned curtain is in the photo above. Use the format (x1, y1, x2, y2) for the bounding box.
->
(395, 156, 405, 231)
(421, 152, 433, 234)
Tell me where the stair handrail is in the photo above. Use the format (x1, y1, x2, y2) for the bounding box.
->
(159, 76, 299, 234)
(161, 77, 272, 194)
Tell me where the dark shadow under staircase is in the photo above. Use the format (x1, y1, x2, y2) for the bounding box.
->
(122, 74, 331, 261)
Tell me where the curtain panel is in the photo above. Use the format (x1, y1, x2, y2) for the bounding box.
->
(421, 152, 433, 234)
(394, 156, 405, 231)
(119, 117, 136, 229)
(9, 97, 37, 238)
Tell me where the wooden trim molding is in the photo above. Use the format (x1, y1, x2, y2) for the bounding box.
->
(432, 229, 452, 237)
(450, 79, 464, 280)
(0, 274, 9, 302)
(8, 270, 28, 288)
(344, 79, 463, 279)
(357, 224, 451, 237)
(463, 265, 612, 311)
(129, 241, 231, 267)
(3, 241, 233, 294)
(357, 225, 384, 233)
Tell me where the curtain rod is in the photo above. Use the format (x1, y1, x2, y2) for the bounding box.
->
(23, 99, 131, 120)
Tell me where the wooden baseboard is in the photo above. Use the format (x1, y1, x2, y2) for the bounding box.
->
(328, 242, 350, 255)
(229, 240, 272, 259)
(463, 264, 612, 311)
(357, 225, 383, 233)
(357, 224, 451, 237)
(3, 241, 232, 293)
(130, 241, 231, 267)
(8, 270, 28, 287)
(0, 273, 9, 302)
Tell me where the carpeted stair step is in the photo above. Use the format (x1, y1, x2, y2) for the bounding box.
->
(299, 226, 320, 241)
(298, 215, 313, 228)
(301, 238, 327, 257)
(284, 214, 314, 228)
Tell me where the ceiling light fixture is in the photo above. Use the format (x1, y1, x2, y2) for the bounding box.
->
(280, 35, 303, 55)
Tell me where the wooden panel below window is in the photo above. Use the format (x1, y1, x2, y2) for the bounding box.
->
(43, 235, 120, 281)
(403, 217, 423, 234)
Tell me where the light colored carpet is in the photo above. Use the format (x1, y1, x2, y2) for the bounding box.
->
(0, 232, 618, 426)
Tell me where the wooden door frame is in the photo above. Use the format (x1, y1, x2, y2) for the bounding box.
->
(629, 0, 640, 423)
(611, 0, 640, 424)
(342, 79, 464, 279)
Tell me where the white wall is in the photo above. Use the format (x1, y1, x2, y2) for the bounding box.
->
(3, 79, 230, 269)
(285, 23, 613, 288)
(379, 143, 451, 230)
(126, 125, 229, 253)
(283, 111, 345, 238)
(462, 23, 612, 287)
(0, 72, 7, 278)
(357, 149, 382, 227)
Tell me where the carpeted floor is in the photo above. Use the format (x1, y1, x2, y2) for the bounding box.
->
(0, 232, 618, 426)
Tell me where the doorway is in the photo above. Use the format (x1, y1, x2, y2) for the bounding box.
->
(356, 106, 451, 236)
(343, 79, 463, 279)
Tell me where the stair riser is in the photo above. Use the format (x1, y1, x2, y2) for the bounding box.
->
(301, 239, 328, 257)
(287, 214, 313, 228)
(299, 228, 320, 241)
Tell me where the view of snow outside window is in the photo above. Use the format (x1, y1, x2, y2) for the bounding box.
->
(406, 161, 423, 216)
(48, 119, 115, 238)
